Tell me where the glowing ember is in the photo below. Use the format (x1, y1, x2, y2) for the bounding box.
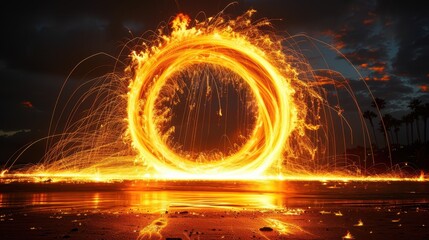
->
(334, 211, 343, 216)
(354, 219, 364, 226)
(138, 217, 167, 239)
(264, 218, 312, 236)
(342, 230, 354, 239)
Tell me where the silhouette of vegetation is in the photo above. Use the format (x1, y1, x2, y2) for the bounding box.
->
(360, 97, 429, 173)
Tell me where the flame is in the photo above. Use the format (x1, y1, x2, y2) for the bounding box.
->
(171, 13, 190, 32)
(126, 11, 315, 179)
(418, 171, 425, 181)
(334, 211, 343, 216)
(342, 230, 354, 239)
(354, 219, 364, 226)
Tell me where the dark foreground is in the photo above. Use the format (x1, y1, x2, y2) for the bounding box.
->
(0, 180, 428, 240)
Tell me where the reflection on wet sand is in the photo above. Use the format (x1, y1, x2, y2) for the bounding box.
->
(1, 180, 428, 211)
(0, 190, 282, 211)
(0, 181, 428, 239)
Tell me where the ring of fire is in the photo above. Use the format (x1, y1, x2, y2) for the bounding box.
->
(127, 13, 298, 178)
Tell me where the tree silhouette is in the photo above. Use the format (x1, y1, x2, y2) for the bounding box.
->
(379, 114, 394, 147)
(408, 98, 422, 143)
(401, 114, 412, 146)
(423, 103, 429, 143)
(391, 117, 401, 145)
(363, 110, 378, 147)
(372, 98, 386, 147)
(371, 97, 386, 111)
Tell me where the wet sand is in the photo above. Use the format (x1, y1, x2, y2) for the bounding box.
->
(1, 180, 428, 239)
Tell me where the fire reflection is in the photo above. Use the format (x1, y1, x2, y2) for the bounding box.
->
(31, 193, 47, 205)
(92, 192, 100, 208)
(137, 217, 168, 240)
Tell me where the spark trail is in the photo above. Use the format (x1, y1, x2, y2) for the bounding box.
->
(1, 10, 425, 182)
(126, 11, 317, 179)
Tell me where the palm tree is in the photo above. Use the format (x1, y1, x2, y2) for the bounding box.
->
(379, 114, 394, 147)
(422, 103, 429, 143)
(391, 117, 401, 145)
(406, 112, 415, 144)
(408, 98, 422, 143)
(363, 110, 378, 147)
(401, 114, 412, 146)
(371, 97, 386, 111)
(372, 98, 387, 147)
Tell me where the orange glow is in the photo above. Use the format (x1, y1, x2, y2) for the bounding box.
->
(380, 74, 390, 81)
(369, 65, 385, 74)
(323, 29, 347, 49)
(419, 85, 429, 92)
(364, 74, 390, 81)
(418, 171, 425, 181)
(334, 41, 346, 50)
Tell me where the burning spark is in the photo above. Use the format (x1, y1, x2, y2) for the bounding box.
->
(334, 211, 343, 216)
(264, 218, 312, 236)
(283, 208, 305, 215)
(137, 217, 167, 240)
(342, 230, 354, 239)
(354, 219, 364, 226)
(319, 210, 331, 215)
(264, 218, 289, 235)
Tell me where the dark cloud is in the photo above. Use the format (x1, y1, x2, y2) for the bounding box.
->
(0, 129, 31, 138)
(375, 0, 429, 86)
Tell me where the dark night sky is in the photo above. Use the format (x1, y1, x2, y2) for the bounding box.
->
(1, 0, 428, 165)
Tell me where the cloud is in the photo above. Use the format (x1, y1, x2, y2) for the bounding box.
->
(419, 85, 429, 92)
(0, 129, 31, 138)
(375, 0, 429, 86)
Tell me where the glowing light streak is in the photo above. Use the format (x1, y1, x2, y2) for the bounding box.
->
(137, 217, 167, 240)
(264, 218, 313, 236)
(354, 219, 364, 226)
(2, 172, 427, 183)
(0, 9, 425, 182)
(127, 11, 305, 178)
(342, 230, 354, 239)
